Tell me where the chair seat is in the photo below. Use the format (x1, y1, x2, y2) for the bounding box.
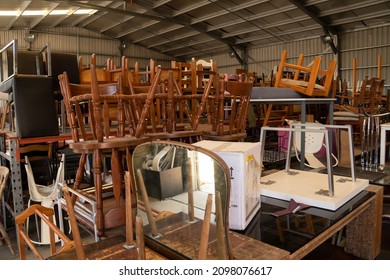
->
(68, 136, 148, 153)
(281, 78, 325, 90)
(36, 184, 57, 198)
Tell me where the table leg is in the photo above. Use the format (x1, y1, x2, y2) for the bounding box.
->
(300, 101, 306, 170)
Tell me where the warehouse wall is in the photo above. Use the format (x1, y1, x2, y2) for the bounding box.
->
(0, 27, 173, 71)
(338, 25, 389, 92)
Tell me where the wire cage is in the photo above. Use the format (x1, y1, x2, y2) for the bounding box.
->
(262, 129, 293, 169)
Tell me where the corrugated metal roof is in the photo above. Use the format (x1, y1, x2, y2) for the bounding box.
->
(0, 0, 389, 60)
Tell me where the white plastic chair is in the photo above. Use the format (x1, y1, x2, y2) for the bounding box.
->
(25, 154, 65, 244)
(291, 121, 338, 169)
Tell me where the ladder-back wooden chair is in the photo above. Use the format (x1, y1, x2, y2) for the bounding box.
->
(275, 50, 336, 97)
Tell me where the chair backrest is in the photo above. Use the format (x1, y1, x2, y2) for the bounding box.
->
(59, 64, 129, 142)
(79, 54, 110, 84)
(196, 58, 217, 90)
(24, 155, 40, 201)
(24, 156, 54, 202)
(6, 50, 45, 76)
(133, 59, 156, 84)
(106, 56, 129, 86)
(216, 78, 254, 136)
(50, 52, 80, 91)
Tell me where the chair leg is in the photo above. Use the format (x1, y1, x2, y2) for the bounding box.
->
(0, 221, 15, 255)
(216, 191, 229, 259)
(135, 215, 145, 260)
(198, 193, 213, 260)
(136, 169, 159, 237)
(26, 200, 41, 244)
(34, 212, 41, 243)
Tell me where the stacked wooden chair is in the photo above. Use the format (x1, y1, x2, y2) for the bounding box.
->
(275, 50, 336, 98)
(193, 74, 253, 142)
(58, 63, 148, 238)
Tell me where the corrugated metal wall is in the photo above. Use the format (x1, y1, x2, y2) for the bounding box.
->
(339, 25, 389, 92)
(0, 27, 173, 70)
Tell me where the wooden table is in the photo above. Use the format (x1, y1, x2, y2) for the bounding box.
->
(256, 184, 383, 259)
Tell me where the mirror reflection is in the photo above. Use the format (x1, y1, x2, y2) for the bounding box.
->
(132, 140, 231, 259)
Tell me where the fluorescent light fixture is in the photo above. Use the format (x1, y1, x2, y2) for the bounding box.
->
(0, 9, 97, 16)
(0, 11, 19, 16)
(49, 10, 69, 15)
(73, 9, 97, 15)
(22, 10, 47, 16)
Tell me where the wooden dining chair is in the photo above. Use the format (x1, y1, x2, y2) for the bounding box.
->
(275, 50, 336, 97)
(196, 75, 253, 142)
(17, 184, 155, 260)
(58, 64, 148, 238)
(157, 67, 204, 143)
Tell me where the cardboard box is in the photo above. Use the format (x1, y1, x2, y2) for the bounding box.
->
(193, 140, 261, 230)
